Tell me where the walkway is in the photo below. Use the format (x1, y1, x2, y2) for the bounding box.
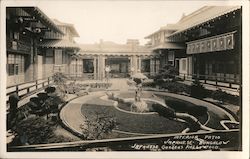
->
(109, 78, 131, 91)
(60, 92, 115, 136)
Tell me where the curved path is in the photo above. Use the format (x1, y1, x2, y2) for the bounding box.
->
(60, 91, 237, 137)
(60, 92, 116, 135)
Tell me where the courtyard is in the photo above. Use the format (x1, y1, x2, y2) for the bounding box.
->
(4, 4, 242, 153)
(7, 76, 240, 151)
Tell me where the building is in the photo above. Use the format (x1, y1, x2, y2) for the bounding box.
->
(146, 6, 242, 85)
(6, 7, 80, 86)
(77, 39, 157, 80)
(145, 24, 185, 71)
(38, 19, 80, 78)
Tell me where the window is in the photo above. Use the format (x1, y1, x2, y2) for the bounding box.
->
(141, 59, 150, 73)
(55, 49, 63, 65)
(168, 51, 174, 66)
(182, 59, 187, 71)
(83, 59, 94, 73)
(45, 49, 54, 64)
(12, 41, 17, 50)
(13, 32, 19, 40)
(7, 54, 25, 76)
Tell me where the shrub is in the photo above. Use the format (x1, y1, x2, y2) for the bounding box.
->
(210, 88, 240, 105)
(164, 98, 207, 117)
(81, 111, 117, 140)
(11, 116, 57, 145)
(45, 86, 56, 94)
(211, 88, 226, 102)
(153, 64, 179, 85)
(190, 79, 206, 99)
(161, 82, 190, 94)
(142, 81, 156, 87)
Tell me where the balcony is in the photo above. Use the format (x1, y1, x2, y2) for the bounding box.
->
(7, 38, 32, 54)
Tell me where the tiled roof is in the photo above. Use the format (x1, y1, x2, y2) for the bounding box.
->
(23, 7, 63, 34)
(79, 41, 151, 54)
(150, 42, 185, 50)
(53, 19, 80, 37)
(38, 39, 80, 49)
(145, 24, 178, 39)
(169, 6, 241, 37)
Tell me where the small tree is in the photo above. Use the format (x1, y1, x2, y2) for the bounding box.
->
(10, 116, 56, 145)
(52, 72, 68, 99)
(158, 64, 178, 79)
(81, 111, 117, 140)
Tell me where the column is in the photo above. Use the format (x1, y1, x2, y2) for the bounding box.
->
(97, 55, 106, 80)
(150, 57, 155, 76)
(138, 56, 141, 72)
(131, 55, 138, 75)
(188, 56, 193, 79)
(93, 56, 97, 79)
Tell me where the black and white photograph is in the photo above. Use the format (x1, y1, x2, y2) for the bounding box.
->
(0, 0, 249, 158)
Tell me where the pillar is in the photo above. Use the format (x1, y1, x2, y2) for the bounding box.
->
(97, 55, 106, 80)
(131, 55, 138, 75)
(138, 56, 141, 71)
(93, 56, 97, 79)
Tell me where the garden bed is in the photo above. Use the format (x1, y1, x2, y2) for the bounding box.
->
(81, 104, 187, 136)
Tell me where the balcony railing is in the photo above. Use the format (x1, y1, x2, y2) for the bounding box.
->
(7, 38, 32, 54)
(177, 73, 240, 89)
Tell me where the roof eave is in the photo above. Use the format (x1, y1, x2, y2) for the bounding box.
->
(168, 6, 241, 38)
(23, 7, 64, 35)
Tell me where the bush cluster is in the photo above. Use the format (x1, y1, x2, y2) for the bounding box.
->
(190, 79, 207, 99)
(81, 111, 117, 140)
(161, 82, 190, 94)
(9, 116, 72, 146)
(27, 86, 64, 119)
(209, 88, 240, 105)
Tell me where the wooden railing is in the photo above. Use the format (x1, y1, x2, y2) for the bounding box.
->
(6, 77, 53, 104)
(8, 129, 240, 151)
(177, 73, 240, 89)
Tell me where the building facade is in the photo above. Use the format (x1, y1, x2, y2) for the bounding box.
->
(146, 6, 242, 85)
(145, 24, 185, 72)
(6, 7, 64, 86)
(77, 39, 158, 80)
(38, 19, 80, 78)
(6, 7, 80, 86)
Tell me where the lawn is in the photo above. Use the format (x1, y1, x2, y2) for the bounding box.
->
(81, 104, 187, 136)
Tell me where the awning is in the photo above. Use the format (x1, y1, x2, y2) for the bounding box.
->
(38, 39, 80, 49)
(168, 6, 241, 38)
(150, 42, 185, 50)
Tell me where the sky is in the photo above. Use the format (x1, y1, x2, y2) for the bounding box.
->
(33, 1, 204, 45)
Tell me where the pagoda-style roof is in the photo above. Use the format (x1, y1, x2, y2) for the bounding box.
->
(38, 39, 79, 49)
(145, 24, 178, 39)
(168, 6, 241, 38)
(53, 19, 80, 37)
(22, 7, 63, 34)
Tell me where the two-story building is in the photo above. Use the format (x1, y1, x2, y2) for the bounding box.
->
(6, 7, 80, 86)
(38, 19, 80, 78)
(146, 6, 241, 86)
(168, 6, 241, 84)
(6, 7, 63, 86)
(145, 24, 185, 71)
